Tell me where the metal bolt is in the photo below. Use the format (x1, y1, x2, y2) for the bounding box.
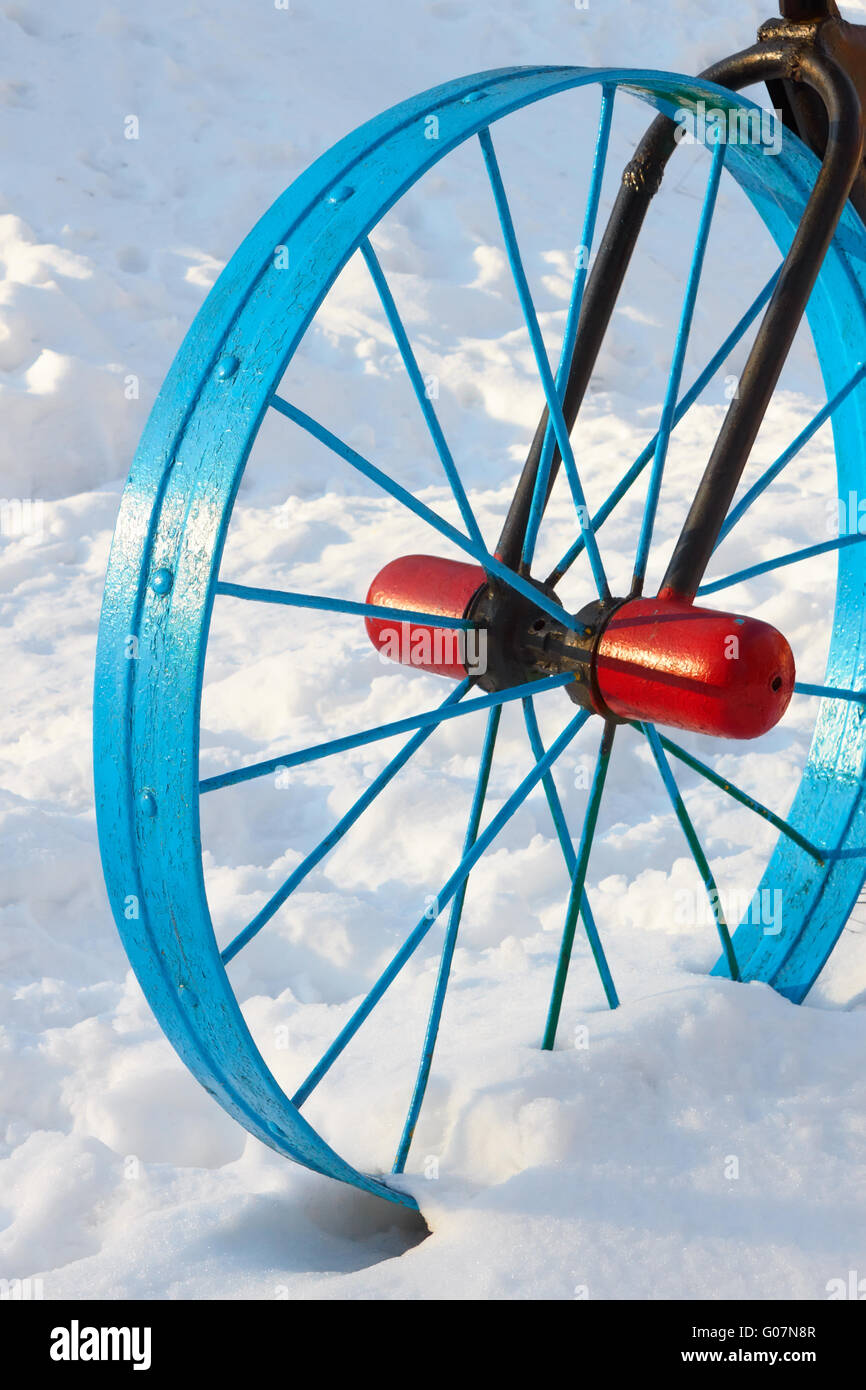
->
(327, 184, 354, 204)
(138, 789, 157, 817)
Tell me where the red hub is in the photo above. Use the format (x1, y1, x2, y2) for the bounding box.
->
(365, 554, 486, 680)
(364, 555, 795, 740)
(593, 595, 794, 739)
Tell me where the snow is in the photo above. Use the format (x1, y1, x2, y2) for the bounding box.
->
(2, 0, 866, 1300)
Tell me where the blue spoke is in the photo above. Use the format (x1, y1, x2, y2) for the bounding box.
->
(548, 267, 781, 585)
(523, 698, 617, 1008)
(634, 722, 824, 865)
(698, 530, 866, 596)
(522, 86, 615, 569)
(477, 126, 609, 599)
(524, 699, 576, 874)
(359, 237, 485, 550)
(392, 704, 501, 1174)
(269, 393, 581, 632)
(542, 721, 617, 1049)
(632, 141, 725, 594)
(200, 672, 573, 794)
(640, 723, 739, 982)
(291, 706, 592, 1108)
(215, 579, 473, 629)
(221, 680, 471, 965)
(714, 361, 866, 550)
(794, 682, 866, 705)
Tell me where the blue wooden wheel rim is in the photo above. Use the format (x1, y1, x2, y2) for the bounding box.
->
(93, 65, 866, 1207)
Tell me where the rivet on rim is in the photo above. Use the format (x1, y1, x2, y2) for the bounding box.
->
(215, 354, 239, 380)
(150, 567, 173, 595)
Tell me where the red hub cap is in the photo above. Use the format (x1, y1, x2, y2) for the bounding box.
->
(365, 554, 795, 740)
(593, 595, 794, 739)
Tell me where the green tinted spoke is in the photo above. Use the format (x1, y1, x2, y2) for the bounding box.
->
(640, 723, 739, 981)
(524, 699, 618, 1011)
(542, 720, 617, 1050)
(632, 723, 824, 865)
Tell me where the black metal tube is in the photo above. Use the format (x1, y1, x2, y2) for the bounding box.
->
(659, 49, 864, 601)
(495, 44, 789, 571)
(494, 110, 678, 570)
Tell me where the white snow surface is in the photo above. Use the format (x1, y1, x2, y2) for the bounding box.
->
(3, 0, 866, 1300)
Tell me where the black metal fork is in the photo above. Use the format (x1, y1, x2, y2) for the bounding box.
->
(497, 0, 866, 608)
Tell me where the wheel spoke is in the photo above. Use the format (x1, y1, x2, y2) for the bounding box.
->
(546, 267, 781, 587)
(215, 579, 473, 629)
(359, 236, 485, 549)
(523, 699, 576, 875)
(522, 86, 615, 569)
(542, 720, 617, 1050)
(634, 723, 824, 864)
(713, 361, 866, 550)
(477, 125, 610, 599)
(524, 698, 617, 1008)
(392, 704, 502, 1174)
(221, 680, 472, 965)
(640, 722, 739, 981)
(631, 141, 725, 595)
(291, 705, 592, 1108)
(698, 530, 866, 597)
(269, 393, 581, 631)
(794, 682, 866, 704)
(199, 672, 573, 794)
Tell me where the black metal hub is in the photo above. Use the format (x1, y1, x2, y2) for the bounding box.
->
(468, 578, 623, 711)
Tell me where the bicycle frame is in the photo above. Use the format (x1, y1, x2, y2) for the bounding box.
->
(498, 0, 866, 607)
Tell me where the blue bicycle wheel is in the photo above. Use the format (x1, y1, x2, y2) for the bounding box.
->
(94, 66, 866, 1208)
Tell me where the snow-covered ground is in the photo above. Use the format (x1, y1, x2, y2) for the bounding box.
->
(3, 0, 866, 1300)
